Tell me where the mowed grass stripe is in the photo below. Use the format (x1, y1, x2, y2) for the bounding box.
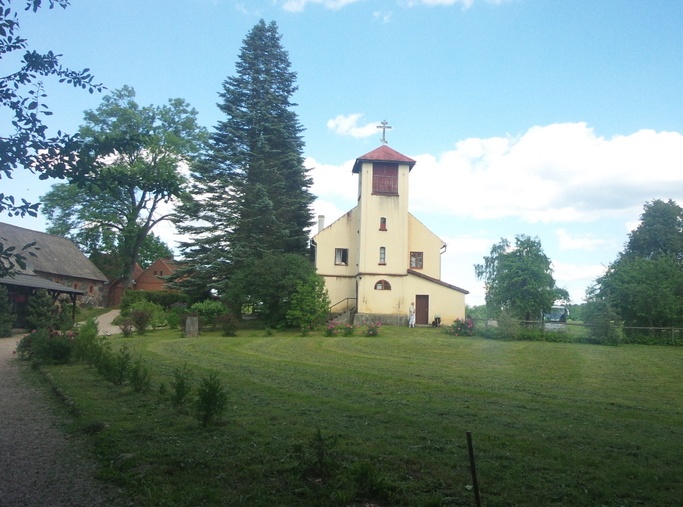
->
(44, 328, 683, 506)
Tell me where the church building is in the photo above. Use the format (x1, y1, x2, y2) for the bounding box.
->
(311, 144, 468, 326)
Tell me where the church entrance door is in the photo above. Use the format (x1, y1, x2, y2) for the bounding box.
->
(415, 295, 429, 325)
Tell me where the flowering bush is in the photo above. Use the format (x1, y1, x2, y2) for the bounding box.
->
(325, 321, 341, 337)
(341, 323, 355, 337)
(364, 321, 382, 337)
(445, 318, 474, 337)
(325, 321, 356, 337)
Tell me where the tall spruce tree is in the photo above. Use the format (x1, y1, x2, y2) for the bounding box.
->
(174, 20, 315, 309)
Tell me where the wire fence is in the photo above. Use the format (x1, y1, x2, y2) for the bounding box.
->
(472, 318, 682, 346)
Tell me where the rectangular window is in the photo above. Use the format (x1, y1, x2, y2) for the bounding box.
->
(335, 248, 349, 266)
(410, 251, 423, 269)
(379, 247, 386, 265)
(372, 163, 398, 195)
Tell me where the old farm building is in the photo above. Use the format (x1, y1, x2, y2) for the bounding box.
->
(311, 145, 468, 326)
(0, 222, 108, 320)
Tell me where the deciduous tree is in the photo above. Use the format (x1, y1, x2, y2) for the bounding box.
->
(475, 235, 567, 321)
(593, 199, 683, 327)
(41, 86, 204, 286)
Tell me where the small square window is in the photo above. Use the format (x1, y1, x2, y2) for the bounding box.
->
(410, 251, 423, 269)
(335, 248, 349, 266)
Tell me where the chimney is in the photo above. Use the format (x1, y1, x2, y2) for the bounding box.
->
(318, 215, 325, 232)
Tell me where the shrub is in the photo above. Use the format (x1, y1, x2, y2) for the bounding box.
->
(286, 275, 330, 330)
(73, 318, 100, 362)
(195, 372, 228, 427)
(294, 428, 339, 481)
(445, 318, 474, 337)
(583, 298, 622, 345)
(341, 324, 355, 337)
(117, 318, 134, 337)
(363, 322, 381, 337)
(496, 311, 522, 340)
(217, 314, 238, 337)
(0, 285, 14, 337)
(166, 303, 188, 330)
(16, 328, 74, 364)
(170, 364, 193, 411)
(123, 300, 165, 335)
(129, 356, 152, 393)
(325, 321, 341, 337)
(121, 290, 189, 311)
(110, 344, 132, 385)
(54, 299, 74, 332)
(325, 321, 355, 337)
(189, 299, 227, 330)
(25, 289, 55, 331)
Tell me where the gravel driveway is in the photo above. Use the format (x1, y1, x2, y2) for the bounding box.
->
(0, 334, 123, 506)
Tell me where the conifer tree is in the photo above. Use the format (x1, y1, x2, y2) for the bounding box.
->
(175, 20, 315, 308)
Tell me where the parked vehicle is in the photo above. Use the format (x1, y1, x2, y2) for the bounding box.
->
(544, 305, 569, 331)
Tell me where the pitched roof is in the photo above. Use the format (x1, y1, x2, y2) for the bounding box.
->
(0, 222, 108, 282)
(408, 269, 469, 295)
(352, 145, 417, 173)
(0, 273, 85, 295)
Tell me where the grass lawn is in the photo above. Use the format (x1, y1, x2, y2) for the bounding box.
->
(42, 326, 683, 506)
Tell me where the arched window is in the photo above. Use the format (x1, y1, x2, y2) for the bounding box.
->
(379, 217, 387, 231)
(374, 279, 391, 290)
(379, 246, 386, 264)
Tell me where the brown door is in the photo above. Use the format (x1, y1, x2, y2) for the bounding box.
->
(415, 295, 429, 325)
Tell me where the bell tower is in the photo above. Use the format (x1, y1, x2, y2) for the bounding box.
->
(351, 144, 416, 275)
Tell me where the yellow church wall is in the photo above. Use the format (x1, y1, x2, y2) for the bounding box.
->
(356, 161, 410, 274)
(313, 208, 359, 275)
(356, 274, 407, 316)
(407, 214, 445, 279)
(405, 274, 467, 325)
(312, 208, 359, 312)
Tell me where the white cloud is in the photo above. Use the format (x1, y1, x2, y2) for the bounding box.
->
(552, 260, 608, 303)
(404, 0, 510, 9)
(407, 123, 683, 224)
(307, 122, 683, 305)
(326, 113, 381, 139)
(373, 10, 393, 23)
(280, 0, 362, 12)
(406, 0, 474, 8)
(280, 0, 507, 11)
(555, 229, 614, 252)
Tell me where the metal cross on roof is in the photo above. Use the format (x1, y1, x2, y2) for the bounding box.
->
(377, 120, 392, 144)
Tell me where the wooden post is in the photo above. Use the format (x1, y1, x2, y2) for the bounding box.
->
(185, 316, 199, 337)
(466, 431, 482, 507)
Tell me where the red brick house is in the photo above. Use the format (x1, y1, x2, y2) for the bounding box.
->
(135, 258, 177, 291)
(107, 258, 177, 306)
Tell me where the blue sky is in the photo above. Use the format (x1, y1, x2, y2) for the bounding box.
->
(4, 0, 683, 305)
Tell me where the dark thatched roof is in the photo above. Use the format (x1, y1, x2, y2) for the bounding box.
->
(0, 222, 107, 282)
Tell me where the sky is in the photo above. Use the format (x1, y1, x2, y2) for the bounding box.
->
(4, 0, 683, 306)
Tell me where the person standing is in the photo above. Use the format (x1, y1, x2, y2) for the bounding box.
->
(408, 302, 416, 328)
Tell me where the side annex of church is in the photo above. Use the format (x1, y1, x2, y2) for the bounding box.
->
(311, 144, 468, 326)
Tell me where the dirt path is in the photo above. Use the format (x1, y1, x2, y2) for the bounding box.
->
(0, 336, 123, 506)
(95, 309, 121, 336)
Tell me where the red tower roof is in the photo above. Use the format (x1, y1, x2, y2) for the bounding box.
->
(352, 145, 416, 173)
